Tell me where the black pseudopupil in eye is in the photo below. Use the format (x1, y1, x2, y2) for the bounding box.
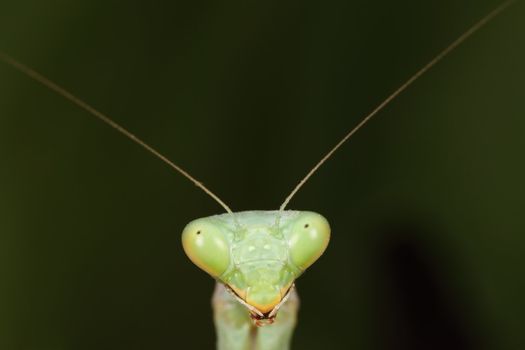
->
(304, 224, 309, 228)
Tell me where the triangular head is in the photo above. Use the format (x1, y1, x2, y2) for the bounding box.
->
(182, 210, 330, 322)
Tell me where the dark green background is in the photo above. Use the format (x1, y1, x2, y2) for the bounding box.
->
(1, 1, 524, 349)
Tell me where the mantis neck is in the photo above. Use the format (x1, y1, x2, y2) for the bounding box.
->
(212, 283, 299, 350)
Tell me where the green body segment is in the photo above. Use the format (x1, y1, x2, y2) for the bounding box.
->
(213, 283, 299, 350)
(182, 210, 330, 349)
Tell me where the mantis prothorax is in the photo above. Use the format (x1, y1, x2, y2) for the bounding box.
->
(0, 1, 515, 349)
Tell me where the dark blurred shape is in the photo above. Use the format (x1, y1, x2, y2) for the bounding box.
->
(374, 221, 481, 350)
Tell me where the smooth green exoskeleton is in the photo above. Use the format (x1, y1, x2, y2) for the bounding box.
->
(182, 211, 329, 349)
(0, 2, 512, 349)
(182, 211, 330, 316)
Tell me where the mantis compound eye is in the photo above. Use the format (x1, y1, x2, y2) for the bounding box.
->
(286, 212, 330, 271)
(182, 219, 230, 278)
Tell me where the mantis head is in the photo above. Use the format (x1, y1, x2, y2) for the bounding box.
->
(182, 211, 330, 321)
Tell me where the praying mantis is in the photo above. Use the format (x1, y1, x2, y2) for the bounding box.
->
(2, 0, 520, 350)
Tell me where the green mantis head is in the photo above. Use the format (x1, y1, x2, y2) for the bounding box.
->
(182, 211, 330, 319)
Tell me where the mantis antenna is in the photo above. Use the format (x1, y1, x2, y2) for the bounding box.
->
(279, 0, 516, 211)
(0, 52, 234, 214)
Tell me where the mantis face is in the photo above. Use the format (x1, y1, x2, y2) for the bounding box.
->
(182, 211, 330, 320)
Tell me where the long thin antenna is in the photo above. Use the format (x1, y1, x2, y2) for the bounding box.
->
(279, 0, 515, 211)
(0, 52, 234, 214)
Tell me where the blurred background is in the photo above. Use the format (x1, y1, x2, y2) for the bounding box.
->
(1, 0, 524, 349)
